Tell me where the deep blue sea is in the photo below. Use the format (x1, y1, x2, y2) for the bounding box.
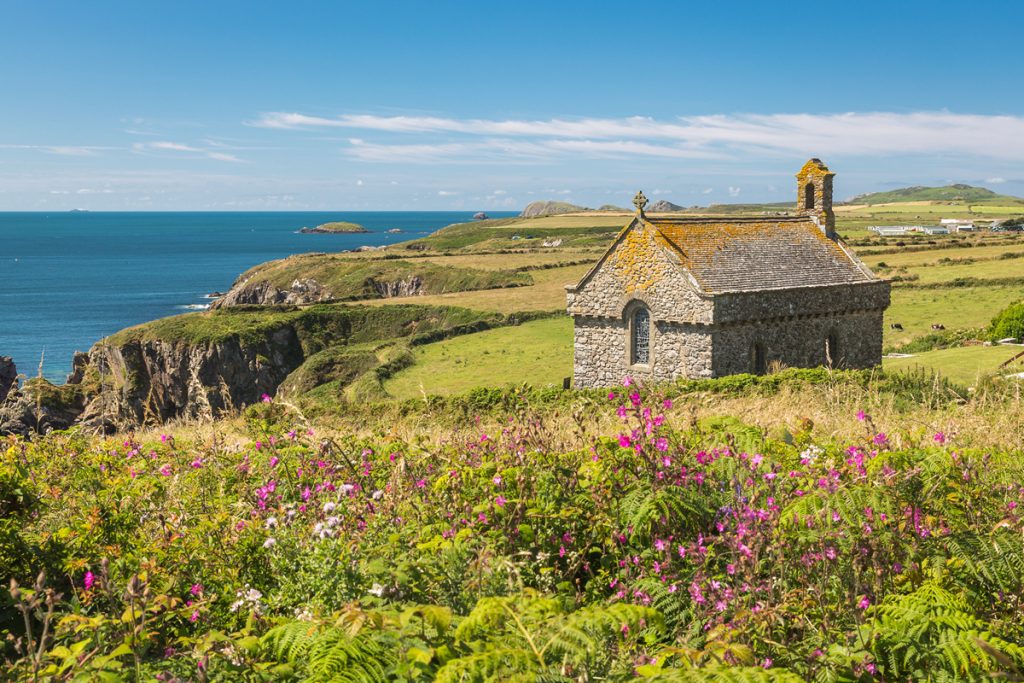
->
(0, 211, 516, 382)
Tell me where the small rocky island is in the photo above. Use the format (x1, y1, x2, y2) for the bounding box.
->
(298, 221, 368, 234)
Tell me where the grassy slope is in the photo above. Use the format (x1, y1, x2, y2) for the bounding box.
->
(883, 344, 1024, 385)
(106, 303, 497, 350)
(847, 184, 1024, 205)
(230, 254, 532, 300)
(383, 316, 573, 399)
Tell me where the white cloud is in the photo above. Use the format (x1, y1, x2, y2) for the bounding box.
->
(986, 176, 1007, 184)
(356, 179, 364, 186)
(702, 188, 713, 194)
(438, 190, 459, 196)
(253, 110, 1024, 162)
(728, 186, 741, 197)
(133, 141, 241, 162)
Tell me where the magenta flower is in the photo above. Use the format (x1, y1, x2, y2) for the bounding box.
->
(856, 410, 867, 421)
(415, 478, 426, 488)
(261, 393, 272, 403)
(654, 437, 668, 452)
(84, 571, 95, 591)
(622, 376, 633, 387)
(190, 583, 203, 596)
(762, 658, 773, 669)
(607, 391, 616, 400)
(495, 495, 507, 508)
(873, 432, 888, 446)
(858, 595, 871, 610)
(617, 434, 631, 448)
(933, 431, 946, 444)
(663, 399, 672, 409)
(160, 464, 172, 476)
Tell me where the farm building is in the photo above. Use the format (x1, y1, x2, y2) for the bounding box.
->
(566, 159, 891, 387)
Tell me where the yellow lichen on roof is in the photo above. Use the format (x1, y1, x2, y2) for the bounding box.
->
(607, 221, 670, 294)
(646, 217, 874, 293)
(796, 158, 835, 179)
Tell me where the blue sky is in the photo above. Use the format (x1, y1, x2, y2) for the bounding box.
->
(2, 0, 1023, 210)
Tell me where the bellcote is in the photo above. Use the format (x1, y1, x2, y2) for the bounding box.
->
(796, 158, 836, 237)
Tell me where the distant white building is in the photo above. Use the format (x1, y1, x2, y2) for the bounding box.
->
(869, 225, 950, 236)
(940, 218, 976, 232)
(870, 226, 913, 236)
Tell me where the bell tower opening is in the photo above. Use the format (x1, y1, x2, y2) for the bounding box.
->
(804, 182, 816, 210)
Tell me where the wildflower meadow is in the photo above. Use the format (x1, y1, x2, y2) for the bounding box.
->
(2, 380, 1023, 681)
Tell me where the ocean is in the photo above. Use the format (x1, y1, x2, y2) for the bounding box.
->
(0, 211, 516, 382)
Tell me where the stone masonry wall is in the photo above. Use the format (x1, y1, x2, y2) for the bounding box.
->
(573, 316, 713, 388)
(711, 309, 884, 376)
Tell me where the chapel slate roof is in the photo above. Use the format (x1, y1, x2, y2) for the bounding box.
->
(647, 216, 874, 293)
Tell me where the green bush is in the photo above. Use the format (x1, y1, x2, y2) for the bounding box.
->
(989, 300, 1024, 341)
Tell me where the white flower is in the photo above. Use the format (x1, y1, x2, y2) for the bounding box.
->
(371, 489, 384, 500)
(368, 583, 385, 597)
(265, 516, 278, 529)
(323, 501, 337, 513)
(245, 588, 263, 602)
(263, 537, 276, 549)
(800, 445, 824, 463)
(326, 516, 340, 528)
(340, 483, 355, 494)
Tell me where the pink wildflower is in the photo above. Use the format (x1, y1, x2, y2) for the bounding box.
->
(856, 410, 867, 421)
(858, 595, 871, 610)
(655, 438, 668, 452)
(84, 571, 95, 591)
(495, 495, 507, 507)
(933, 431, 946, 444)
(261, 393, 272, 403)
(617, 434, 631, 448)
(190, 583, 203, 596)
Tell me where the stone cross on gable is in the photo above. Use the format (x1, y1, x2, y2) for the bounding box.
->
(632, 190, 648, 215)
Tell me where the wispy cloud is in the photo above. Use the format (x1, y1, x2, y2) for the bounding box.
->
(0, 144, 109, 156)
(251, 110, 1024, 162)
(132, 141, 241, 162)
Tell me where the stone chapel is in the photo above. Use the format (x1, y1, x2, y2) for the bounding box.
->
(565, 159, 890, 387)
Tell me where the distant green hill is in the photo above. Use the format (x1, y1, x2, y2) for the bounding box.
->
(846, 184, 1024, 205)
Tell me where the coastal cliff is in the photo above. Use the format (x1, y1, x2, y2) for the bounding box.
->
(0, 304, 507, 433)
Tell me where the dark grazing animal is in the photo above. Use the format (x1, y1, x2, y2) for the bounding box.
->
(890, 323, 904, 331)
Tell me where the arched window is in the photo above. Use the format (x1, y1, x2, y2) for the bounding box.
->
(631, 307, 650, 365)
(825, 333, 839, 367)
(804, 182, 816, 210)
(751, 342, 766, 375)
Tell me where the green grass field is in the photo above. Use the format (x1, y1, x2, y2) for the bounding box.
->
(883, 344, 1024, 385)
(383, 316, 573, 399)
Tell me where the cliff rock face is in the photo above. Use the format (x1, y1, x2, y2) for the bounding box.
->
(214, 278, 332, 307)
(368, 276, 423, 298)
(75, 327, 305, 427)
(0, 357, 16, 403)
(648, 199, 684, 212)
